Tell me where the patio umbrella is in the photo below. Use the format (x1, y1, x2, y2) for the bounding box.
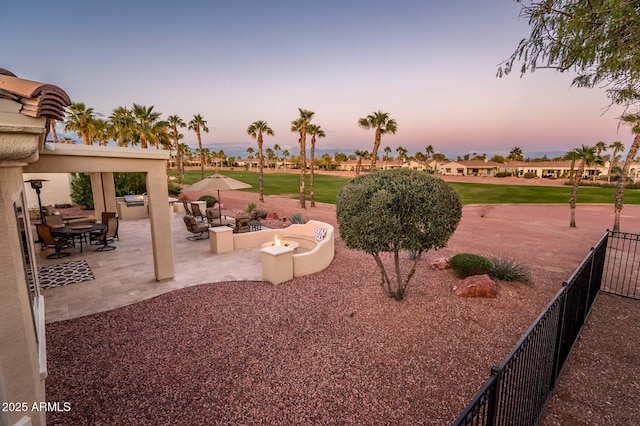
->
(187, 173, 252, 225)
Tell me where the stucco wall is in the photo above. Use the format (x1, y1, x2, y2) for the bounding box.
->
(23, 172, 73, 210)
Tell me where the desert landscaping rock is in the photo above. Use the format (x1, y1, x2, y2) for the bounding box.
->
(454, 274, 497, 298)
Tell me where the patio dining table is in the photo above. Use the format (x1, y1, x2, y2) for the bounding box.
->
(51, 223, 107, 253)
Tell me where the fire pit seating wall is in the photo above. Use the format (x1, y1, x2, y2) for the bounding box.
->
(209, 220, 334, 281)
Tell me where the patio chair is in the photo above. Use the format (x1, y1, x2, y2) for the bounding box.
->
(35, 224, 73, 259)
(44, 214, 65, 229)
(101, 211, 118, 240)
(205, 207, 235, 227)
(95, 217, 118, 251)
(183, 216, 210, 240)
(190, 202, 207, 222)
(182, 201, 193, 217)
(233, 215, 252, 234)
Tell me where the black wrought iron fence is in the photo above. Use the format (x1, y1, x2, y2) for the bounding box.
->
(453, 232, 609, 426)
(602, 231, 640, 299)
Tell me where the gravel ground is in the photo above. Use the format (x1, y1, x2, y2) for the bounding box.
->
(45, 185, 640, 425)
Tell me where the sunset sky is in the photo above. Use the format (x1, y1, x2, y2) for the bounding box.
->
(1, 0, 631, 158)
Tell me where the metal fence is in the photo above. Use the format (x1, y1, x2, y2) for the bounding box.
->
(453, 232, 609, 426)
(601, 231, 640, 299)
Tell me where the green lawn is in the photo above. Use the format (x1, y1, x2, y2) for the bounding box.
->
(175, 169, 640, 205)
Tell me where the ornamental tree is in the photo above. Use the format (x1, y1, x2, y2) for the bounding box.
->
(336, 169, 462, 300)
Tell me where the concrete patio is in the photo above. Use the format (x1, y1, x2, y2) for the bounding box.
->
(38, 213, 264, 323)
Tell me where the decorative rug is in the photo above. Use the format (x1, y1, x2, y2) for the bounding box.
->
(37, 260, 94, 290)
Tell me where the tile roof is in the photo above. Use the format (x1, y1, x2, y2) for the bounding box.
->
(0, 70, 70, 120)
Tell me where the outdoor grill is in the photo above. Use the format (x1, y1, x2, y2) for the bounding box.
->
(123, 194, 145, 207)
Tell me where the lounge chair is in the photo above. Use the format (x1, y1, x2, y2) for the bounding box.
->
(95, 217, 118, 251)
(183, 216, 209, 240)
(35, 224, 73, 259)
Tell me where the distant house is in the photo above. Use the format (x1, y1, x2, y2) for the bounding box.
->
(509, 160, 610, 179)
(437, 160, 502, 176)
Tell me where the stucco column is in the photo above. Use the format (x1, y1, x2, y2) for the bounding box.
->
(146, 165, 174, 281)
(90, 172, 117, 220)
(90, 172, 105, 219)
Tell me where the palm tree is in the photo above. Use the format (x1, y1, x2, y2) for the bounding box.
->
(109, 106, 135, 147)
(132, 104, 162, 149)
(508, 146, 524, 176)
(608, 140, 625, 182)
(563, 150, 580, 180)
(432, 152, 447, 175)
(273, 143, 281, 169)
(291, 108, 315, 208)
(89, 118, 110, 146)
(307, 123, 326, 207)
(282, 149, 290, 171)
(49, 119, 59, 142)
(167, 115, 186, 183)
(383, 146, 392, 168)
(396, 146, 408, 163)
(357, 110, 397, 170)
(425, 144, 435, 160)
(354, 149, 370, 176)
(613, 114, 640, 231)
(246, 147, 255, 169)
(247, 120, 275, 202)
(189, 114, 209, 179)
(569, 145, 597, 227)
(64, 102, 95, 145)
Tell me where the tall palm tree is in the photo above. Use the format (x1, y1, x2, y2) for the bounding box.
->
(396, 146, 408, 163)
(432, 152, 447, 175)
(109, 106, 135, 147)
(167, 115, 186, 183)
(64, 102, 95, 145)
(382, 146, 392, 168)
(425, 144, 435, 160)
(282, 149, 290, 172)
(89, 118, 110, 146)
(563, 150, 580, 180)
(508, 146, 524, 176)
(307, 123, 325, 207)
(357, 110, 397, 171)
(291, 108, 315, 208)
(246, 147, 255, 169)
(613, 115, 640, 231)
(247, 120, 275, 202)
(569, 145, 596, 227)
(273, 143, 281, 169)
(132, 104, 162, 149)
(354, 149, 370, 176)
(608, 140, 625, 182)
(49, 119, 59, 142)
(189, 114, 209, 179)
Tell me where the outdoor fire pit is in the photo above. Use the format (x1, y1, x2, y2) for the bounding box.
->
(261, 235, 299, 251)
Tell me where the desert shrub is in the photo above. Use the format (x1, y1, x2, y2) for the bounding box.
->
(168, 182, 182, 197)
(489, 255, 533, 286)
(244, 202, 257, 213)
(450, 253, 493, 278)
(523, 172, 537, 179)
(114, 172, 146, 196)
(495, 172, 511, 178)
(289, 212, 307, 224)
(198, 195, 217, 208)
(337, 168, 462, 300)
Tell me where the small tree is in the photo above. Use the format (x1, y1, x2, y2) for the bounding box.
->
(336, 169, 462, 300)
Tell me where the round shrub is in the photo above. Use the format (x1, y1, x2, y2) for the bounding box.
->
(450, 253, 493, 278)
(523, 172, 537, 179)
(198, 195, 218, 208)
